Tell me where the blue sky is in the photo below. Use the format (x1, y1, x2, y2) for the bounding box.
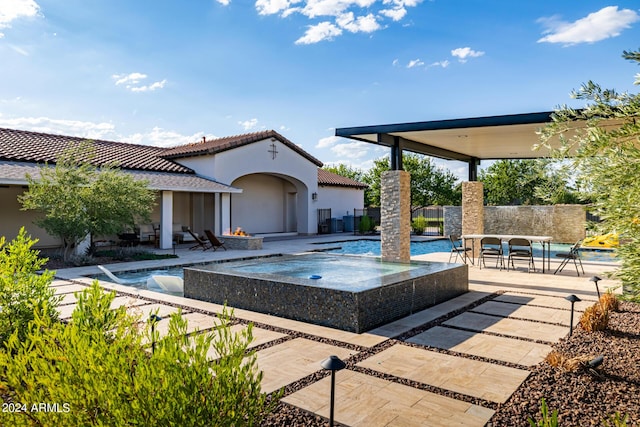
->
(1, 0, 639, 179)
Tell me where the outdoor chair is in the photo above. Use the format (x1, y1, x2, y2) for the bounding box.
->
(448, 234, 473, 264)
(507, 238, 535, 273)
(554, 240, 584, 276)
(204, 230, 227, 251)
(187, 228, 212, 251)
(479, 237, 504, 270)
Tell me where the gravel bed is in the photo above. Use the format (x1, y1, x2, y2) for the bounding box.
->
(488, 301, 640, 426)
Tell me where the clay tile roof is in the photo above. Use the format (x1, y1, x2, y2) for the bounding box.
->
(162, 129, 323, 167)
(0, 127, 192, 173)
(317, 168, 368, 189)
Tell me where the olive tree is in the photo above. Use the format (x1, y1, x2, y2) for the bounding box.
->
(19, 144, 156, 261)
(537, 49, 640, 300)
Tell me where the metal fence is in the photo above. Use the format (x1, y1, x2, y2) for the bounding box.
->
(412, 206, 444, 236)
(317, 208, 332, 234)
(353, 208, 381, 235)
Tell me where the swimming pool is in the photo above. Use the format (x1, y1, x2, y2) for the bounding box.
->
(92, 266, 184, 294)
(320, 239, 617, 262)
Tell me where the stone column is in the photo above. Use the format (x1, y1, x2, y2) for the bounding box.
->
(462, 181, 484, 257)
(381, 170, 411, 263)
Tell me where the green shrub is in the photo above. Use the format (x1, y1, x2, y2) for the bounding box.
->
(412, 216, 428, 234)
(529, 398, 559, 427)
(0, 227, 59, 345)
(0, 282, 279, 426)
(359, 215, 374, 234)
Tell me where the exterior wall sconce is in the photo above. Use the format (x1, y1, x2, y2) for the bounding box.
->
(312, 192, 318, 201)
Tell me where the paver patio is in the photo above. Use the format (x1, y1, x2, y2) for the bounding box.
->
(49, 235, 620, 426)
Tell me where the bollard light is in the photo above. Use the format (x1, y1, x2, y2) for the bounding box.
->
(590, 276, 602, 299)
(149, 314, 162, 354)
(565, 294, 581, 336)
(321, 355, 346, 427)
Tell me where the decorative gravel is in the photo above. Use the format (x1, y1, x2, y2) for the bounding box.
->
(262, 301, 640, 426)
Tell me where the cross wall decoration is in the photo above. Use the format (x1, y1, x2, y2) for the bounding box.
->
(268, 142, 278, 159)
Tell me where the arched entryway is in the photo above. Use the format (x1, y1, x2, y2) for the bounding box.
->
(230, 173, 306, 235)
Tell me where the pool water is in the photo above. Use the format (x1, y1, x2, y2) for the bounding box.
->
(322, 239, 617, 262)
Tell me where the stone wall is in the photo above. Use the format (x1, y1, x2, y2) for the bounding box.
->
(380, 170, 411, 263)
(220, 235, 263, 250)
(444, 204, 586, 243)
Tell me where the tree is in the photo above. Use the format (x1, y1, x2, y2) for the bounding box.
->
(479, 159, 582, 206)
(362, 153, 461, 208)
(19, 143, 156, 261)
(322, 164, 365, 182)
(537, 49, 640, 300)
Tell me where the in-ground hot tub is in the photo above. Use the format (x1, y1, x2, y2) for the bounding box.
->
(184, 253, 468, 333)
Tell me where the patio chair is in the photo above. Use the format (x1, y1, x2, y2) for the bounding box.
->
(479, 237, 504, 270)
(507, 238, 535, 273)
(205, 230, 227, 251)
(554, 240, 584, 276)
(448, 234, 473, 264)
(186, 228, 212, 251)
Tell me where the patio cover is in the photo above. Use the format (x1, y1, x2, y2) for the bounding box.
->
(335, 111, 560, 180)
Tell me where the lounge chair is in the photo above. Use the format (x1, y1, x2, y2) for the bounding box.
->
(554, 240, 584, 276)
(448, 234, 473, 264)
(205, 230, 227, 251)
(186, 228, 212, 251)
(479, 237, 504, 270)
(507, 238, 535, 273)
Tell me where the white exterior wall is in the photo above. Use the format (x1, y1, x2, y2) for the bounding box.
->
(177, 138, 319, 235)
(0, 186, 61, 247)
(316, 186, 364, 218)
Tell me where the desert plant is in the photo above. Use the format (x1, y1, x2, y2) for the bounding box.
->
(599, 289, 620, 312)
(0, 227, 60, 346)
(0, 282, 279, 426)
(580, 303, 609, 332)
(545, 351, 597, 372)
(412, 216, 428, 235)
(602, 412, 629, 427)
(528, 398, 559, 427)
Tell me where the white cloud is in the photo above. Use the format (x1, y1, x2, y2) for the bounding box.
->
(451, 47, 484, 63)
(406, 58, 424, 68)
(9, 44, 29, 56)
(126, 127, 217, 147)
(330, 140, 371, 159)
(238, 118, 259, 130)
(316, 135, 340, 148)
(0, 116, 116, 140)
(295, 21, 342, 44)
(112, 73, 167, 92)
(255, 0, 296, 15)
(392, 58, 399, 66)
(537, 6, 639, 45)
(113, 72, 148, 86)
(216, 0, 231, 5)
(130, 79, 167, 92)
(0, 0, 40, 37)
(257, 0, 420, 43)
(429, 59, 449, 68)
(336, 12, 380, 33)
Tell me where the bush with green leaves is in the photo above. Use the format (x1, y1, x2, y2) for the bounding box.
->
(0, 227, 59, 346)
(537, 49, 640, 300)
(412, 216, 428, 234)
(0, 282, 278, 426)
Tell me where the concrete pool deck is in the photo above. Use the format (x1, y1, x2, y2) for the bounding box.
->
(51, 235, 620, 426)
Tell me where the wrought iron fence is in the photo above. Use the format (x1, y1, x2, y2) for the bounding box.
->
(353, 208, 381, 235)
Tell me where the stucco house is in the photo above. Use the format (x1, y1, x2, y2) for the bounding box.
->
(0, 128, 366, 249)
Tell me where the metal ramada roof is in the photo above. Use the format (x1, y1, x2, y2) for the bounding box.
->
(317, 168, 367, 189)
(162, 129, 323, 167)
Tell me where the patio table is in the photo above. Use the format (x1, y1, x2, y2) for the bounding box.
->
(462, 234, 553, 273)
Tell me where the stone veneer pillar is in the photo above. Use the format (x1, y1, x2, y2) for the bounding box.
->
(381, 170, 411, 263)
(462, 181, 484, 257)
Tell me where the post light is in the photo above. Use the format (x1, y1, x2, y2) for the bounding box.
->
(321, 355, 346, 427)
(565, 294, 581, 336)
(149, 314, 162, 354)
(590, 276, 602, 299)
